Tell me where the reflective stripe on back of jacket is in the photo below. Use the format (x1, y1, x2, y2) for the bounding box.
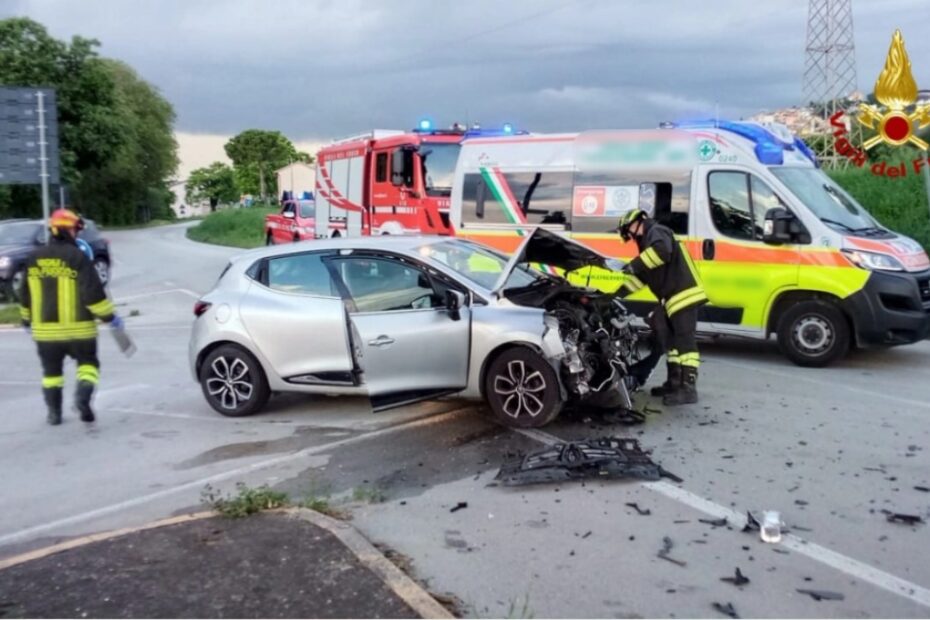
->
(626, 220, 707, 316)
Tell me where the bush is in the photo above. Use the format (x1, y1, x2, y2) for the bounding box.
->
(830, 161, 930, 250)
(186, 206, 276, 248)
(201, 483, 289, 518)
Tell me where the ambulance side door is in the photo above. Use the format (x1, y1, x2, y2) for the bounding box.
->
(692, 165, 800, 335)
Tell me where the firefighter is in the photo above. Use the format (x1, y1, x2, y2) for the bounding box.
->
(18, 209, 122, 425)
(617, 208, 706, 405)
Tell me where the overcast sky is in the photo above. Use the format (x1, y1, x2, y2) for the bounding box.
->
(4, 1, 930, 145)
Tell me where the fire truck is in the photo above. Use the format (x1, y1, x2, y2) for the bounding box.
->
(314, 122, 519, 237)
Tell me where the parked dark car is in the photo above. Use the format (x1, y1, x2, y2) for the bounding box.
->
(0, 218, 111, 301)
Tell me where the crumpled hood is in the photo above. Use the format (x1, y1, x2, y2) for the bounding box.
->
(492, 228, 612, 294)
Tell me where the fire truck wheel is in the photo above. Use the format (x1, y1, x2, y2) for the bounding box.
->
(293, 234, 300, 243)
(265, 233, 273, 246)
(199, 344, 271, 417)
(484, 347, 562, 428)
(776, 299, 850, 367)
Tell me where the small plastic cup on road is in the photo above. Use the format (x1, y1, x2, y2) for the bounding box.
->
(760, 510, 782, 543)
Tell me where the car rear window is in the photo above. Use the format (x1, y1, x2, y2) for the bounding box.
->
(266, 252, 337, 297)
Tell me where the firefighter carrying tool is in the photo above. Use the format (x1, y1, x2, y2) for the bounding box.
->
(618, 208, 707, 405)
(18, 209, 122, 425)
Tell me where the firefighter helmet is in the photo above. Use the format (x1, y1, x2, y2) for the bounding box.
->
(618, 208, 647, 242)
(49, 209, 85, 237)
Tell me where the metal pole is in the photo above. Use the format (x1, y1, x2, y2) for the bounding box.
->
(59, 185, 65, 208)
(36, 91, 51, 243)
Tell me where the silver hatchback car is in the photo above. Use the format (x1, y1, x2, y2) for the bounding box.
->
(189, 229, 649, 428)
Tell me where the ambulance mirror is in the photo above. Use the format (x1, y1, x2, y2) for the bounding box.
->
(762, 207, 793, 245)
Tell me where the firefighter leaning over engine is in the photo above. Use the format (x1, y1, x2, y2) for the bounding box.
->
(617, 208, 707, 405)
(18, 209, 123, 425)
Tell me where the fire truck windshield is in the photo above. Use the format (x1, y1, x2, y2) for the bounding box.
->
(420, 143, 461, 197)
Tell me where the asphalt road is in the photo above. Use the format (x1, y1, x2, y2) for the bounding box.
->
(1, 222, 929, 618)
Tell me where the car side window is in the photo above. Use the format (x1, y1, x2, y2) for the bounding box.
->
(282, 202, 296, 216)
(266, 252, 336, 296)
(708, 171, 754, 240)
(332, 256, 442, 313)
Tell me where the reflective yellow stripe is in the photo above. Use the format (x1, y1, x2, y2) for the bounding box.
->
(20, 306, 31, 320)
(31, 322, 98, 342)
(77, 364, 99, 384)
(87, 298, 115, 317)
(58, 277, 70, 326)
(624, 275, 645, 292)
(666, 286, 707, 316)
(667, 349, 681, 363)
(678, 352, 701, 367)
(28, 275, 42, 327)
(641, 247, 664, 269)
(679, 242, 703, 285)
(42, 376, 65, 388)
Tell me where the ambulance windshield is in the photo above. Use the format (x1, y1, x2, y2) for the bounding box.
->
(420, 143, 461, 197)
(772, 167, 879, 233)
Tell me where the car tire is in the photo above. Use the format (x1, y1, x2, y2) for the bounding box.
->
(293, 234, 300, 243)
(776, 299, 850, 367)
(7, 268, 25, 302)
(199, 344, 271, 417)
(484, 347, 562, 428)
(93, 259, 110, 286)
(265, 233, 274, 246)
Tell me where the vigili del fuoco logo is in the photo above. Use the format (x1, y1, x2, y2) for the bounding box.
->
(831, 29, 930, 177)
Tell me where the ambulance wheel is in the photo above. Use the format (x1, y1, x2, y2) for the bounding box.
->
(777, 300, 849, 367)
(484, 347, 562, 428)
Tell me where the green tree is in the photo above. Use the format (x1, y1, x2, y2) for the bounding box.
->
(224, 130, 296, 200)
(186, 162, 237, 212)
(295, 151, 314, 164)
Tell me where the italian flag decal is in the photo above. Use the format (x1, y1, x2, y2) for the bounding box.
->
(479, 167, 558, 275)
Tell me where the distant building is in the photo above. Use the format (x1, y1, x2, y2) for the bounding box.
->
(748, 106, 832, 136)
(276, 162, 316, 201)
(169, 179, 211, 219)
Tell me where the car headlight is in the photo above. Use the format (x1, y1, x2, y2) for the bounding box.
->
(0, 256, 11, 270)
(841, 249, 905, 272)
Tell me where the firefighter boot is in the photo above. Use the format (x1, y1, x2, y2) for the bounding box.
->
(663, 367, 698, 406)
(75, 380, 96, 423)
(650, 362, 681, 397)
(44, 388, 63, 425)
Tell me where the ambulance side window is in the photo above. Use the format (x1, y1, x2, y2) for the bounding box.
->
(571, 172, 690, 235)
(460, 172, 572, 227)
(708, 172, 754, 240)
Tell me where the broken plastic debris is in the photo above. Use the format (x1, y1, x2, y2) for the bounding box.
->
(712, 601, 739, 618)
(741, 511, 761, 533)
(720, 567, 750, 586)
(657, 536, 686, 567)
(625, 502, 651, 516)
(883, 511, 924, 525)
(760, 511, 782, 543)
(699, 517, 728, 527)
(913, 486, 929, 493)
(796, 589, 845, 601)
(450, 502, 468, 513)
(494, 437, 682, 486)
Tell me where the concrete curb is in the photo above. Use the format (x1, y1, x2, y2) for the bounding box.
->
(0, 508, 454, 619)
(288, 507, 455, 619)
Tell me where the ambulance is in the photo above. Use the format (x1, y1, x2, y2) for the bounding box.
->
(450, 120, 930, 366)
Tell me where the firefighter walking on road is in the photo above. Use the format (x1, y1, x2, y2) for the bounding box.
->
(618, 208, 707, 405)
(18, 209, 122, 425)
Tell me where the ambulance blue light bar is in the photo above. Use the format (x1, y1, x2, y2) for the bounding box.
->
(671, 119, 816, 166)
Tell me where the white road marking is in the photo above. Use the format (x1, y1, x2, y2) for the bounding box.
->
(711, 357, 930, 412)
(0, 407, 471, 548)
(514, 427, 930, 610)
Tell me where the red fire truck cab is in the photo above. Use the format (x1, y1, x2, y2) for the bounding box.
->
(314, 124, 519, 238)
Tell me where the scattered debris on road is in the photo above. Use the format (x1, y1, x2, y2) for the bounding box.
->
(699, 517, 728, 527)
(796, 589, 845, 601)
(712, 601, 740, 618)
(625, 502, 651, 516)
(494, 437, 682, 486)
(913, 486, 929, 493)
(741, 511, 761, 533)
(657, 536, 686, 567)
(720, 567, 750, 587)
(883, 511, 924, 525)
(450, 502, 468, 513)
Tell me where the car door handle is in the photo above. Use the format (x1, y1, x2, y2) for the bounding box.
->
(368, 335, 395, 347)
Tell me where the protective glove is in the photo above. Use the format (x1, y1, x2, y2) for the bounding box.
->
(109, 315, 125, 330)
(604, 258, 627, 273)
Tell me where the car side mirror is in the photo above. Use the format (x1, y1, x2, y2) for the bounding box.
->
(762, 207, 794, 245)
(445, 290, 467, 321)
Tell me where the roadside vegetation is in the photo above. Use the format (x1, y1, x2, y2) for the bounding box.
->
(201, 482, 349, 520)
(0, 304, 20, 325)
(186, 207, 276, 248)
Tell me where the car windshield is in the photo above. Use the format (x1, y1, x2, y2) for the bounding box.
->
(771, 167, 879, 232)
(418, 240, 543, 290)
(298, 200, 315, 218)
(0, 222, 39, 245)
(420, 142, 461, 197)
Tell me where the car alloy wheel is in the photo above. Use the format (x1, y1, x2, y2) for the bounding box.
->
(94, 259, 109, 285)
(494, 360, 547, 419)
(205, 355, 254, 411)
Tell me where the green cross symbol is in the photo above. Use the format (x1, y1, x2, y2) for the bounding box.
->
(698, 140, 717, 160)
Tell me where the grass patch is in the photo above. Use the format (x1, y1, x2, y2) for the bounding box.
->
(351, 485, 387, 504)
(101, 218, 178, 231)
(186, 207, 276, 249)
(0, 304, 20, 325)
(201, 483, 289, 518)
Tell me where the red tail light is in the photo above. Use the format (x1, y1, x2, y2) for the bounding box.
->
(193, 301, 212, 317)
